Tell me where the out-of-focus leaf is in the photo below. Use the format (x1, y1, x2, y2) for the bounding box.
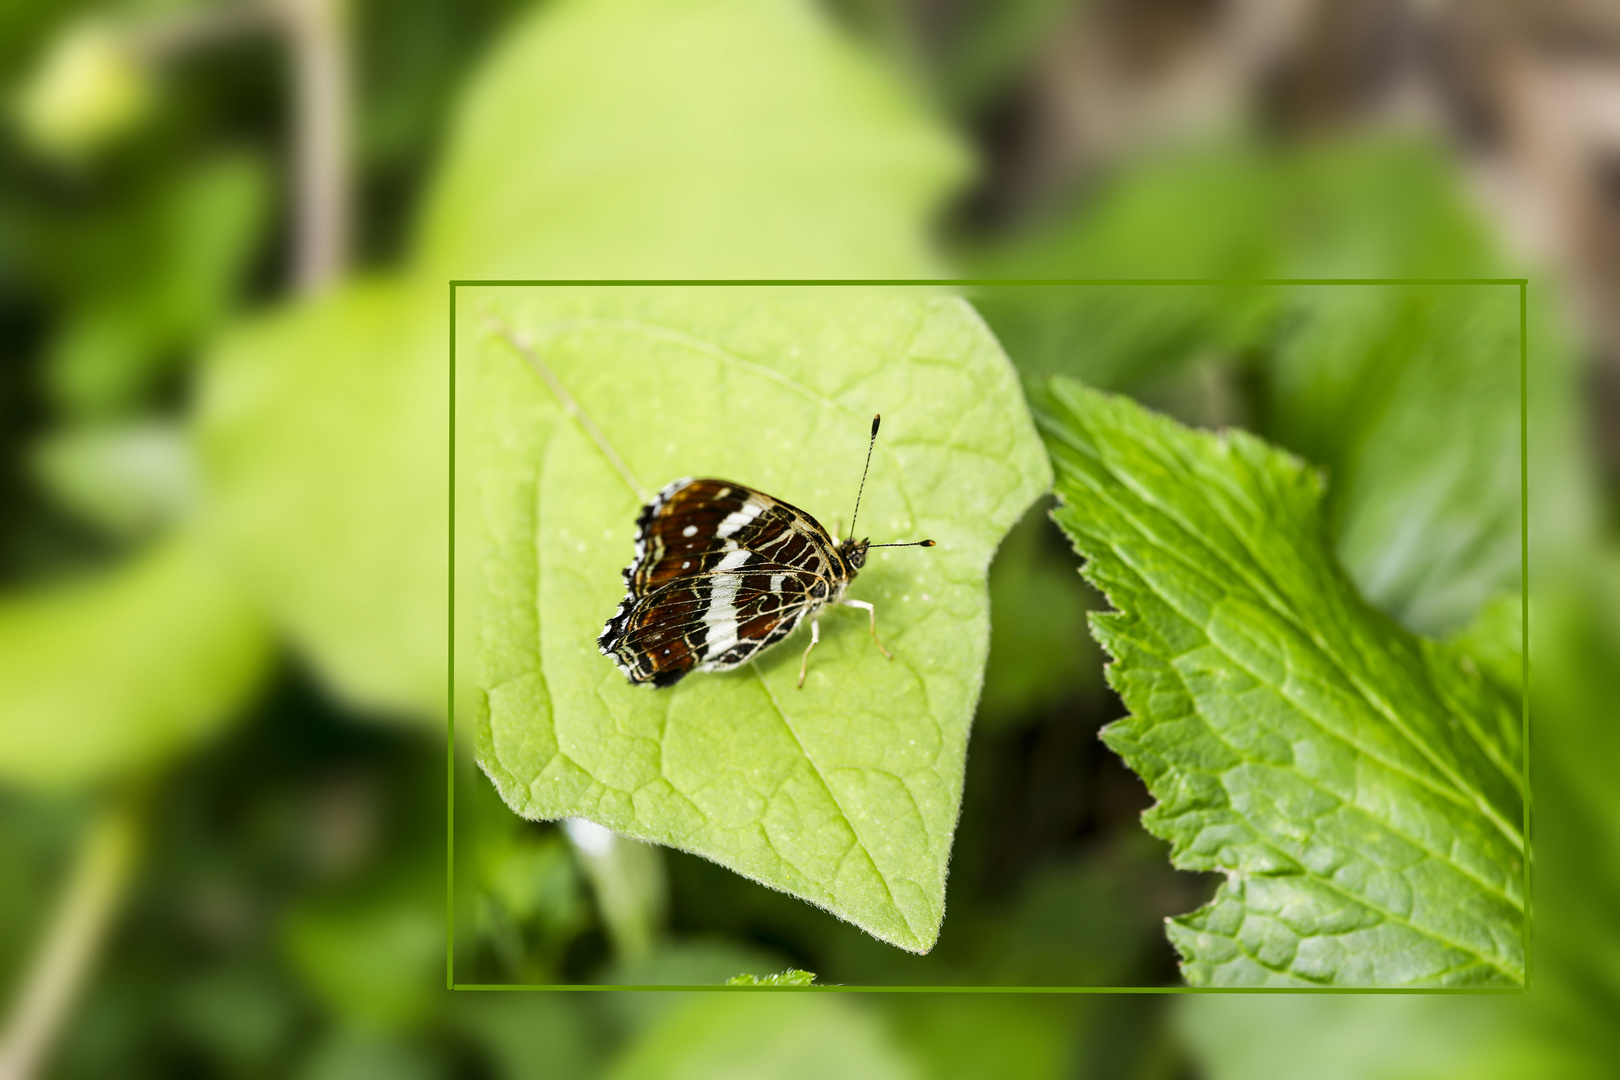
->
(610, 940, 793, 988)
(31, 419, 195, 537)
(972, 843, 1177, 987)
(462, 288, 1049, 953)
(11, 18, 152, 162)
(195, 280, 448, 720)
(936, 0, 1074, 115)
(0, 527, 270, 789)
(296, 1028, 438, 1080)
(196, 0, 968, 724)
(1178, 996, 1556, 1080)
(417, 0, 968, 279)
(46, 153, 270, 416)
(605, 994, 918, 1080)
(453, 992, 599, 1080)
(726, 968, 815, 986)
(1031, 376, 1524, 986)
(171, 962, 297, 1075)
(885, 995, 1074, 1080)
(282, 867, 442, 1030)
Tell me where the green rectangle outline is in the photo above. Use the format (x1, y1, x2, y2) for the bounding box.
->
(447, 277, 1532, 993)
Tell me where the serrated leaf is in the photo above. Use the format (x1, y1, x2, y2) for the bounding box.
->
(460, 287, 1048, 952)
(726, 968, 816, 986)
(1029, 375, 1524, 987)
(0, 528, 270, 789)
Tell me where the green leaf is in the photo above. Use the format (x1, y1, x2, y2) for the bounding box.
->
(726, 969, 816, 986)
(460, 287, 1049, 952)
(417, 0, 968, 279)
(1029, 375, 1524, 986)
(0, 528, 270, 789)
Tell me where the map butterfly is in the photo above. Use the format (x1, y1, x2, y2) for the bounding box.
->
(598, 415, 933, 688)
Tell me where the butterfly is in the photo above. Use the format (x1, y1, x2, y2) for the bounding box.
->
(597, 415, 934, 689)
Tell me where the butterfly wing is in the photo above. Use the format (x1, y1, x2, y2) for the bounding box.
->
(624, 478, 843, 590)
(599, 478, 846, 687)
(600, 563, 829, 686)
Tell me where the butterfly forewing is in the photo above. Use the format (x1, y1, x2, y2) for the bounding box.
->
(599, 478, 847, 687)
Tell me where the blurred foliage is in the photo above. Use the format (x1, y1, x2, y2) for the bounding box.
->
(194, 0, 972, 727)
(0, 527, 269, 790)
(30, 417, 194, 538)
(0, 0, 1613, 1075)
(418, 0, 969, 279)
(11, 18, 153, 164)
(39, 152, 269, 418)
(969, 138, 1557, 637)
(604, 994, 917, 1080)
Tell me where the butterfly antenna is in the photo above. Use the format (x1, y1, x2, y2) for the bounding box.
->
(869, 539, 936, 549)
(847, 414, 880, 541)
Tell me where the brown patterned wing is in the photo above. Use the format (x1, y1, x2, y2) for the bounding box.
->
(622, 478, 842, 593)
(598, 477, 848, 687)
(599, 564, 832, 687)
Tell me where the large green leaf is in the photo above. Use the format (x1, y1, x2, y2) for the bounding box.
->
(460, 287, 1048, 952)
(0, 528, 270, 789)
(1030, 375, 1524, 986)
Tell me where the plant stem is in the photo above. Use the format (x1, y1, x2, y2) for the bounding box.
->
(0, 788, 145, 1080)
(275, 0, 350, 293)
(563, 819, 666, 966)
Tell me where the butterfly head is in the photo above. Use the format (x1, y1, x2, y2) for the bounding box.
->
(840, 535, 934, 577)
(839, 537, 871, 574)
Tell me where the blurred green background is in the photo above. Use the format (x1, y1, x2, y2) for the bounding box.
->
(2, 0, 1616, 1075)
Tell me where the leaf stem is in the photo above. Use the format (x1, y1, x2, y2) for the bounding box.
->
(0, 787, 145, 1080)
(562, 819, 665, 966)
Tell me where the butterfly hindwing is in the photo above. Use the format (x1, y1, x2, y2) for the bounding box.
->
(599, 477, 847, 687)
(601, 564, 829, 686)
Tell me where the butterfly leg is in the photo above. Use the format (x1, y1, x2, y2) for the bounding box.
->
(842, 599, 892, 661)
(797, 617, 821, 689)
